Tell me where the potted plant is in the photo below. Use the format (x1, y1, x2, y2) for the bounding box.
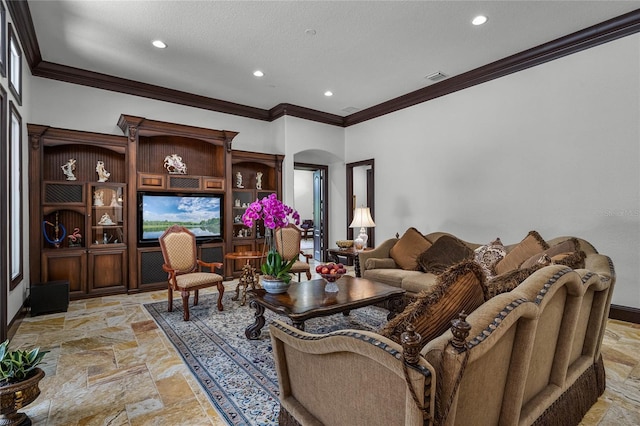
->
(0, 340, 48, 426)
(242, 194, 300, 293)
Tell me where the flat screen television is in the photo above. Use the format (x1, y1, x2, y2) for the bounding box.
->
(138, 192, 223, 244)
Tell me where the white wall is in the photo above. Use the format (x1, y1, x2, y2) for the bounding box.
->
(346, 34, 640, 308)
(293, 169, 314, 220)
(280, 116, 346, 244)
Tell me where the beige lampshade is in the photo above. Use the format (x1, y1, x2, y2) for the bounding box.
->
(350, 207, 376, 228)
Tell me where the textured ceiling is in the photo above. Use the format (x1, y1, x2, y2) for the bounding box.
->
(28, 1, 640, 117)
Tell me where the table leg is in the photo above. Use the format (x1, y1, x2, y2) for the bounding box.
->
(245, 299, 266, 339)
(292, 320, 305, 331)
(355, 253, 362, 277)
(387, 295, 406, 320)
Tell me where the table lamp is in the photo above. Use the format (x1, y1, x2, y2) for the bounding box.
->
(350, 207, 376, 250)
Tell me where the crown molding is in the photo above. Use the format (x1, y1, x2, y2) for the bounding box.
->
(5, 0, 41, 70)
(269, 103, 344, 127)
(9, 3, 640, 128)
(343, 8, 640, 126)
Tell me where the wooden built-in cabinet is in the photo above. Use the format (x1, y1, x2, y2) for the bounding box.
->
(29, 125, 129, 299)
(226, 150, 283, 278)
(28, 116, 283, 302)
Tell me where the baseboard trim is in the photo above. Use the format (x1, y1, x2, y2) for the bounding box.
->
(609, 304, 640, 324)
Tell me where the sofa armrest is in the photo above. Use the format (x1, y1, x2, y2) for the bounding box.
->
(270, 320, 435, 426)
(359, 238, 399, 274)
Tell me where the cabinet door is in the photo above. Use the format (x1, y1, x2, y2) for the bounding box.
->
(88, 249, 127, 294)
(42, 250, 87, 297)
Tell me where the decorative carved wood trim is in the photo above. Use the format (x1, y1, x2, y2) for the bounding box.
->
(268, 103, 344, 127)
(117, 114, 237, 145)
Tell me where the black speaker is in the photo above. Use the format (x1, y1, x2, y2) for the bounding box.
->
(30, 281, 69, 316)
(140, 250, 167, 285)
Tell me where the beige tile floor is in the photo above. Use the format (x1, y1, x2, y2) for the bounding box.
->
(8, 267, 640, 425)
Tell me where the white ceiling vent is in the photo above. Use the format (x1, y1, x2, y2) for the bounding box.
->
(425, 72, 448, 82)
(342, 106, 360, 114)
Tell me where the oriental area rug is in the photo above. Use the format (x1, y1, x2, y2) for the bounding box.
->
(144, 292, 388, 425)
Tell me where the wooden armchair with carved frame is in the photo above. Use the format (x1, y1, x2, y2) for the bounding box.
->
(274, 223, 313, 281)
(159, 225, 224, 321)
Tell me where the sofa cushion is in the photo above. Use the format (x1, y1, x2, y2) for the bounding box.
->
(364, 258, 397, 270)
(483, 264, 545, 300)
(494, 231, 549, 275)
(380, 261, 486, 347)
(362, 269, 421, 289)
(400, 272, 439, 295)
(389, 227, 432, 271)
(474, 238, 507, 278)
(520, 238, 580, 269)
(417, 235, 474, 275)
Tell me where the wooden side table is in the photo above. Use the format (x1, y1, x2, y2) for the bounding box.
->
(326, 247, 372, 277)
(224, 251, 266, 305)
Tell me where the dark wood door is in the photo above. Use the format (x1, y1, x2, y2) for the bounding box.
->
(88, 249, 127, 294)
(42, 250, 87, 297)
(313, 170, 323, 261)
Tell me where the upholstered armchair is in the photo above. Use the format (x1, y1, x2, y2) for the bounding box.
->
(274, 223, 312, 281)
(159, 225, 224, 321)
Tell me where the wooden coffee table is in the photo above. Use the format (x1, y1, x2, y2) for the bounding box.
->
(244, 275, 405, 339)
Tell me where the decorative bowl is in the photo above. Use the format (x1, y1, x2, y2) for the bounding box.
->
(320, 273, 345, 283)
(336, 240, 354, 248)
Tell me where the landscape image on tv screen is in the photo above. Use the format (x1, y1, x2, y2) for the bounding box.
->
(141, 194, 221, 241)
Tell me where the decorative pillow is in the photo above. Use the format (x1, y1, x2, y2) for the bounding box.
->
(417, 235, 474, 275)
(483, 264, 544, 300)
(551, 250, 586, 269)
(389, 227, 432, 271)
(520, 238, 580, 269)
(364, 258, 398, 270)
(474, 238, 507, 279)
(494, 231, 549, 275)
(380, 261, 486, 347)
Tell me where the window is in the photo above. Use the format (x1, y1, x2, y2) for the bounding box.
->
(8, 24, 21, 105)
(0, 4, 6, 77)
(9, 101, 22, 288)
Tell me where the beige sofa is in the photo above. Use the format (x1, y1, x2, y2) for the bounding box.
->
(270, 233, 615, 425)
(359, 231, 592, 297)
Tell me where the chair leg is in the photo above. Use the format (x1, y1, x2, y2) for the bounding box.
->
(216, 282, 224, 311)
(305, 270, 311, 280)
(181, 290, 190, 321)
(168, 285, 173, 312)
(194, 289, 199, 306)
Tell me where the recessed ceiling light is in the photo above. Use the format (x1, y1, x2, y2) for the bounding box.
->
(324, 91, 333, 97)
(152, 40, 167, 49)
(253, 70, 264, 77)
(472, 15, 488, 26)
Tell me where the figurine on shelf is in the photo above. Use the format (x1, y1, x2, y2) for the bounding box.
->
(234, 215, 241, 223)
(235, 199, 241, 207)
(256, 172, 263, 190)
(61, 158, 77, 181)
(67, 227, 82, 247)
(238, 229, 244, 238)
(236, 172, 244, 188)
(94, 190, 104, 206)
(96, 160, 110, 182)
(110, 193, 120, 207)
(98, 213, 115, 225)
(163, 154, 187, 174)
